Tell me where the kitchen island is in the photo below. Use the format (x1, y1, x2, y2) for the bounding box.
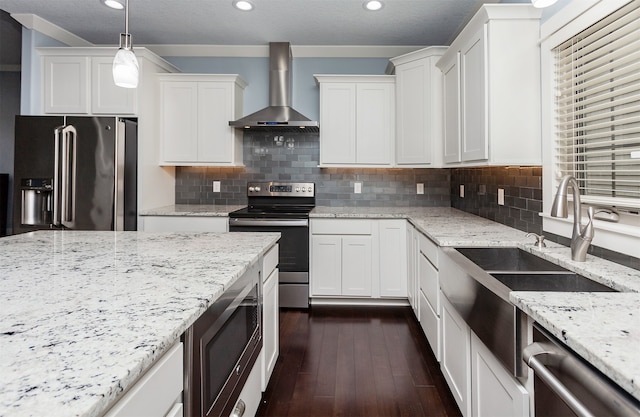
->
(0, 230, 279, 417)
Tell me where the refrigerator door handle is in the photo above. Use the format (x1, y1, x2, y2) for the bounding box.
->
(60, 125, 77, 228)
(53, 126, 64, 226)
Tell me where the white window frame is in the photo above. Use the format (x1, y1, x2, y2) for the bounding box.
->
(541, 0, 640, 258)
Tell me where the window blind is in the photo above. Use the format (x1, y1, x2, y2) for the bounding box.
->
(554, 0, 640, 209)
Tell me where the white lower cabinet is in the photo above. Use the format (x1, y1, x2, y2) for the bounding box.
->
(104, 342, 183, 417)
(441, 294, 472, 417)
(310, 219, 374, 298)
(141, 216, 228, 232)
(471, 332, 529, 417)
(262, 245, 279, 391)
(378, 220, 407, 298)
(406, 224, 419, 315)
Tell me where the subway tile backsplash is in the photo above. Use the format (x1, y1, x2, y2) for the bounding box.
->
(175, 132, 450, 207)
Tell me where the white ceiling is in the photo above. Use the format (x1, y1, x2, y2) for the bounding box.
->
(0, 0, 530, 48)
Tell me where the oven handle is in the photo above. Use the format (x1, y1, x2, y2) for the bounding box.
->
(229, 218, 308, 227)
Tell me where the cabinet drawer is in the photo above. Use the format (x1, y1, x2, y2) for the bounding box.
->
(419, 251, 439, 314)
(419, 290, 441, 362)
(104, 342, 183, 417)
(311, 219, 372, 235)
(263, 244, 279, 279)
(418, 231, 438, 267)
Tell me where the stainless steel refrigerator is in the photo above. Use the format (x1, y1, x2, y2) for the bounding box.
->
(13, 116, 137, 234)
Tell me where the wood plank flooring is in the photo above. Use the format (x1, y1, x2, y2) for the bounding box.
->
(257, 305, 462, 417)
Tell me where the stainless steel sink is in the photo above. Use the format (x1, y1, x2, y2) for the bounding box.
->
(455, 247, 568, 272)
(490, 272, 615, 292)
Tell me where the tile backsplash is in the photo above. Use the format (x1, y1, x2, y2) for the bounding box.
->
(175, 132, 450, 207)
(450, 166, 543, 234)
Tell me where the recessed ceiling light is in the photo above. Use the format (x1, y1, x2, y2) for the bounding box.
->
(363, 0, 384, 11)
(233, 0, 255, 11)
(531, 0, 558, 7)
(102, 0, 124, 10)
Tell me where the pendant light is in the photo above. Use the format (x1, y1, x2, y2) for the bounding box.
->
(112, 0, 139, 88)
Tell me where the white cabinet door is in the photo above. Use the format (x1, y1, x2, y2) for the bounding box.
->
(160, 81, 199, 163)
(442, 55, 461, 164)
(378, 219, 407, 297)
(262, 267, 279, 391)
(341, 236, 372, 297)
(318, 82, 357, 164)
(419, 252, 440, 361)
(395, 59, 429, 164)
(460, 29, 488, 162)
(43, 56, 90, 114)
(316, 75, 394, 166)
(198, 82, 235, 163)
(471, 333, 529, 417)
(159, 75, 245, 166)
(441, 294, 471, 417)
(356, 83, 394, 165)
(310, 235, 343, 296)
(91, 56, 137, 115)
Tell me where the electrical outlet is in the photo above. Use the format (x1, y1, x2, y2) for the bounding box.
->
(354, 182, 362, 194)
(460, 185, 465, 198)
(213, 181, 221, 192)
(417, 183, 424, 195)
(498, 188, 505, 205)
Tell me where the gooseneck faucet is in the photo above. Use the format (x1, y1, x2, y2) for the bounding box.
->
(550, 175, 594, 262)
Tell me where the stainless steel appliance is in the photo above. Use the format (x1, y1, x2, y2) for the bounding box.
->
(184, 262, 262, 417)
(524, 324, 640, 416)
(13, 116, 137, 234)
(229, 181, 315, 308)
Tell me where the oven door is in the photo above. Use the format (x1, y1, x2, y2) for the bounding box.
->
(228, 218, 308, 276)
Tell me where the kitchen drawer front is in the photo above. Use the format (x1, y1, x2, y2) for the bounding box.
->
(263, 244, 279, 279)
(418, 231, 438, 267)
(419, 290, 441, 362)
(419, 251, 439, 314)
(310, 219, 372, 235)
(104, 342, 183, 417)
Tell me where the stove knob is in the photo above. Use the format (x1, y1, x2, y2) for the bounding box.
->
(248, 187, 255, 192)
(296, 187, 300, 192)
(255, 186, 261, 192)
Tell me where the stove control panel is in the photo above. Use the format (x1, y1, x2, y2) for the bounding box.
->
(247, 182, 315, 197)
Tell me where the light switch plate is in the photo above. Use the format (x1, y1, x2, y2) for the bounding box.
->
(498, 188, 505, 205)
(213, 181, 221, 192)
(354, 182, 362, 194)
(417, 183, 424, 195)
(460, 185, 465, 198)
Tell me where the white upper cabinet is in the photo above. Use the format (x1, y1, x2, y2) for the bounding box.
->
(315, 75, 395, 167)
(390, 47, 447, 167)
(40, 49, 142, 115)
(158, 74, 246, 166)
(437, 5, 543, 166)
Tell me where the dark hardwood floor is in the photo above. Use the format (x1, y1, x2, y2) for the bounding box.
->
(257, 305, 462, 417)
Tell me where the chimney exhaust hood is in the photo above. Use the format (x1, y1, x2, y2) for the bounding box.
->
(229, 42, 319, 132)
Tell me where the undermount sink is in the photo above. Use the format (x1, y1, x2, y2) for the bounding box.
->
(455, 247, 568, 272)
(490, 272, 616, 292)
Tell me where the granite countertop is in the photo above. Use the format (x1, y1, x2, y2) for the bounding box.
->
(140, 204, 244, 216)
(139, 204, 640, 401)
(0, 230, 279, 417)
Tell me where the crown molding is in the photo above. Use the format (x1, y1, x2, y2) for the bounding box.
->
(10, 13, 93, 47)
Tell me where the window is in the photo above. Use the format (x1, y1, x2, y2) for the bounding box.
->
(554, 0, 640, 210)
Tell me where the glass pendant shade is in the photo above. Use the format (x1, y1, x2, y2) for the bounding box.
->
(113, 45, 139, 88)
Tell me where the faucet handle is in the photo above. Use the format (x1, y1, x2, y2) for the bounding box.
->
(526, 233, 546, 248)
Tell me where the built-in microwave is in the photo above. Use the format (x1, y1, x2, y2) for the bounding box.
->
(184, 263, 262, 417)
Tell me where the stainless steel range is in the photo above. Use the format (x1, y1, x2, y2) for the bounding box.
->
(229, 181, 315, 308)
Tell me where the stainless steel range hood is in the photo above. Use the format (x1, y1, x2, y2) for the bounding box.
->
(229, 42, 319, 132)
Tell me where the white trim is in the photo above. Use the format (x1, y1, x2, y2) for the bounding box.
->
(540, 0, 640, 257)
(133, 44, 423, 58)
(10, 13, 93, 47)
